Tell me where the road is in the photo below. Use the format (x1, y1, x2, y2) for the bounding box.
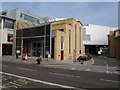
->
(93, 55, 119, 67)
(2, 60, 119, 90)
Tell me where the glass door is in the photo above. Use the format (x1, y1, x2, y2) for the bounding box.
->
(32, 40, 44, 57)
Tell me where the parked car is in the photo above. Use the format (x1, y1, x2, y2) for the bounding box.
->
(77, 54, 93, 64)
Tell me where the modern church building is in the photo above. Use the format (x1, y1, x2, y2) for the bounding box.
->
(0, 8, 84, 60)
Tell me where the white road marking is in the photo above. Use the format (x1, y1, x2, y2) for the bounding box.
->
(85, 69, 91, 71)
(17, 67, 36, 72)
(100, 79, 118, 83)
(70, 68, 76, 70)
(1, 72, 77, 89)
(3, 85, 17, 89)
(47, 65, 67, 66)
(9, 82, 23, 87)
(49, 72, 80, 78)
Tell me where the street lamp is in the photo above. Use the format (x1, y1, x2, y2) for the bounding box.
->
(21, 29, 23, 61)
(0, 18, 3, 56)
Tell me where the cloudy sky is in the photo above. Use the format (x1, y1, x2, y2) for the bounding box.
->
(1, 2, 118, 27)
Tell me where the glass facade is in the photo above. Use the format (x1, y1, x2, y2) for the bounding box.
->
(16, 24, 51, 57)
(4, 19, 14, 29)
(20, 13, 47, 25)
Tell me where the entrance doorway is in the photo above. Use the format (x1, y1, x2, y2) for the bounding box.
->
(2, 44, 12, 55)
(61, 51, 64, 60)
(51, 37, 54, 58)
(32, 41, 44, 57)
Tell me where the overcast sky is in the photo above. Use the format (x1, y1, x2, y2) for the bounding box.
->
(1, 2, 118, 27)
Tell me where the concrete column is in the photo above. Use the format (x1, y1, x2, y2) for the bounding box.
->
(12, 21, 17, 56)
(0, 18, 3, 56)
(50, 23, 52, 59)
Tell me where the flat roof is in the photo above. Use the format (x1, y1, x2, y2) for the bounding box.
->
(0, 15, 15, 21)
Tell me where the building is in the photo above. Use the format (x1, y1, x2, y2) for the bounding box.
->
(52, 18, 84, 60)
(1, 9, 84, 60)
(0, 8, 50, 26)
(83, 24, 117, 55)
(0, 15, 15, 56)
(108, 30, 120, 60)
(16, 18, 84, 60)
(16, 23, 51, 58)
(0, 8, 51, 56)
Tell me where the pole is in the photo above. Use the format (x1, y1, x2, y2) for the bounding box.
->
(0, 18, 3, 56)
(21, 29, 23, 61)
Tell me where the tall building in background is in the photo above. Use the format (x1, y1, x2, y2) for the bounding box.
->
(83, 24, 117, 55)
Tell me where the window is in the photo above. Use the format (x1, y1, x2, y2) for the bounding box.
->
(20, 13, 23, 18)
(8, 29, 13, 42)
(2, 12, 7, 16)
(59, 29, 64, 32)
(68, 30, 71, 54)
(79, 27, 81, 50)
(68, 23, 72, 26)
(0, 19, 1, 29)
(4, 19, 14, 29)
(75, 24, 77, 49)
(61, 36, 64, 50)
(79, 50, 81, 54)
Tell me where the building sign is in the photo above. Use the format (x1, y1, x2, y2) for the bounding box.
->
(16, 50, 20, 54)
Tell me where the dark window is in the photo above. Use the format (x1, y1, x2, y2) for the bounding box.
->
(46, 25, 50, 35)
(4, 19, 14, 29)
(59, 29, 64, 32)
(79, 50, 81, 54)
(2, 12, 7, 16)
(46, 36, 50, 46)
(8, 30, 13, 42)
(61, 36, 64, 49)
(68, 30, 71, 54)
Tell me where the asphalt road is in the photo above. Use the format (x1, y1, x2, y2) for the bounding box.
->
(2, 61, 119, 90)
(93, 55, 119, 67)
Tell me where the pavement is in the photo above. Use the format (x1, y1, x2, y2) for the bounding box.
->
(2, 55, 120, 75)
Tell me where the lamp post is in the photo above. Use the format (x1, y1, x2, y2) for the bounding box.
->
(0, 18, 3, 56)
(21, 29, 23, 61)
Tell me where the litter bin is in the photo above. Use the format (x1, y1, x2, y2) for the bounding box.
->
(16, 53, 18, 59)
(36, 56, 42, 64)
(36, 59, 40, 64)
